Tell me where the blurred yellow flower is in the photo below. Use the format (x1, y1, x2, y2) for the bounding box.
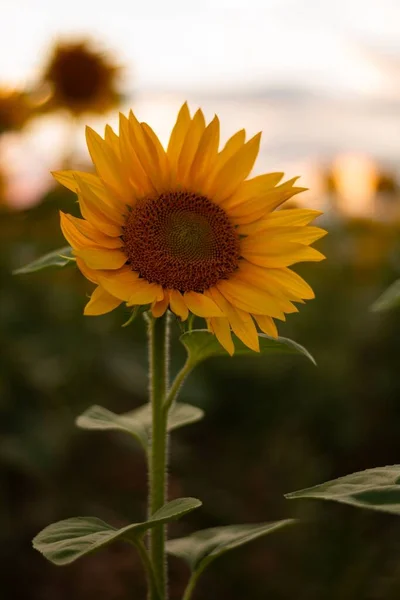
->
(0, 89, 33, 134)
(54, 104, 326, 354)
(40, 40, 121, 116)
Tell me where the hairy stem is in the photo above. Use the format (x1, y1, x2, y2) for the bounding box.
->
(164, 359, 193, 412)
(148, 314, 169, 600)
(133, 539, 161, 600)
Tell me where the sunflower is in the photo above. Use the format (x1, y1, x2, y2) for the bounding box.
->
(0, 89, 33, 134)
(54, 104, 326, 355)
(41, 40, 121, 116)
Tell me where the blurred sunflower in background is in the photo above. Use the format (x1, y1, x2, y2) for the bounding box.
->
(55, 103, 326, 354)
(39, 40, 122, 116)
(0, 89, 33, 135)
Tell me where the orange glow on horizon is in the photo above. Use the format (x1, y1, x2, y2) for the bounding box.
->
(332, 153, 378, 218)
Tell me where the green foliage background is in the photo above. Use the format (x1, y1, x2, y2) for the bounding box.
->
(2, 187, 400, 599)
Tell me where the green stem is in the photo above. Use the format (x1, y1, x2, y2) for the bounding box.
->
(148, 314, 169, 600)
(134, 539, 161, 600)
(181, 570, 202, 600)
(164, 358, 193, 412)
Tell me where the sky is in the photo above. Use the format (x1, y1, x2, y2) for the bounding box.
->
(1, 0, 400, 213)
(1, 0, 399, 96)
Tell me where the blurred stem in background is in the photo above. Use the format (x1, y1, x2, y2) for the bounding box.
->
(148, 313, 169, 600)
(62, 113, 79, 169)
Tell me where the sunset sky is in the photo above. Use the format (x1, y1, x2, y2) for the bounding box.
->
(1, 0, 399, 213)
(1, 0, 399, 97)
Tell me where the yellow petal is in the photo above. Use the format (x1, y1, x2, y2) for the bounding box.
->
(52, 170, 84, 192)
(128, 110, 164, 192)
(75, 247, 127, 270)
(177, 108, 206, 185)
(104, 124, 122, 159)
(253, 315, 278, 338)
(242, 242, 325, 268)
(207, 287, 259, 352)
(77, 193, 121, 238)
(52, 170, 101, 194)
(60, 211, 88, 250)
(266, 267, 315, 300)
(76, 257, 99, 284)
(169, 289, 189, 321)
(208, 133, 262, 203)
(235, 261, 303, 303)
(189, 115, 220, 189)
(127, 282, 164, 306)
(75, 174, 126, 231)
(210, 316, 234, 355)
(209, 129, 246, 177)
(84, 286, 122, 316)
(61, 212, 124, 249)
(228, 179, 307, 224)
(183, 290, 223, 317)
(52, 170, 75, 191)
(85, 126, 130, 200)
(238, 208, 323, 236)
(141, 122, 170, 186)
(54, 169, 126, 214)
(96, 268, 140, 300)
(151, 292, 169, 317)
(243, 226, 327, 250)
(119, 113, 154, 196)
(167, 102, 191, 176)
(221, 172, 284, 210)
(232, 187, 308, 226)
(216, 278, 289, 318)
(96, 267, 163, 304)
(263, 208, 322, 226)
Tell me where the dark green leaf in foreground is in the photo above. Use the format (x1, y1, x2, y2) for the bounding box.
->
(33, 497, 202, 565)
(76, 402, 204, 450)
(286, 465, 400, 515)
(180, 329, 315, 368)
(13, 246, 75, 274)
(371, 279, 400, 312)
(166, 519, 295, 574)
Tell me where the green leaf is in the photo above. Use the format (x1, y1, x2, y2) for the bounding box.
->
(132, 402, 204, 432)
(121, 305, 148, 327)
(180, 329, 315, 367)
(371, 279, 400, 312)
(166, 519, 295, 573)
(76, 403, 204, 450)
(285, 465, 400, 515)
(33, 497, 202, 566)
(13, 246, 75, 274)
(76, 405, 149, 450)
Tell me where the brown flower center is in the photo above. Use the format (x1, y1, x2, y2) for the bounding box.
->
(123, 190, 240, 293)
(47, 45, 110, 104)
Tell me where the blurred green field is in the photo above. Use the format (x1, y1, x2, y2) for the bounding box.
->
(2, 188, 400, 599)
